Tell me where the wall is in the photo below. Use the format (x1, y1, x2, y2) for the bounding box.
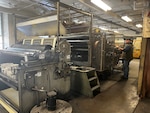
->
(1, 13, 28, 48)
(8, 14, 16, 46)
(2, 13, 16, 48)
(2, 13, 9, 48)
(15, 17, 28, 42)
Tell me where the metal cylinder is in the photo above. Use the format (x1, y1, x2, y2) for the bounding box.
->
(46, 91, 57, 111)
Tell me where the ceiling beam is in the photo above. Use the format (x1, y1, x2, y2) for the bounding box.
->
(114, 9, 142, 14)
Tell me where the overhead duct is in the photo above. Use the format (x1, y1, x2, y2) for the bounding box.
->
(16, 15, 66, 36)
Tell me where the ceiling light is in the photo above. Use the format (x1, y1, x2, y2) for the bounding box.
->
(99, 27, 108, 30)
(73, 19, 86, 24)
(121, 16, 132, 22)
(136, 24, 142, 28)
(114, 30, 119, 33)
(91, 0, 112, 11)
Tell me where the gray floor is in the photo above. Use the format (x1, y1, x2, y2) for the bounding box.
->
(134, 98, 150, 113)
(69, 59, 150, 113)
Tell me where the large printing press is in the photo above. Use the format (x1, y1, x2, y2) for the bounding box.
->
(0, 38, 72, 113)
(0, 4, 120, 113)
(0, 15, 72, 113)
(60, 31, 120, 72)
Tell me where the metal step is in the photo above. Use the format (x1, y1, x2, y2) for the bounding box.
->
(88, 77, 97, 82)
(91, 85, 100, 91)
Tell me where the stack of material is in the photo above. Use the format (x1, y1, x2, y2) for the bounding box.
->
(0, 63, 19, 79)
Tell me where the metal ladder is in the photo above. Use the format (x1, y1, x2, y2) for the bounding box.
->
(71, 66, 100, 97)
(87, 70, 100, 97)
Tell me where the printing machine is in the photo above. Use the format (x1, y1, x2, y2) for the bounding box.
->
(60, 31, 119, 72)
(0, 16, 71, 113)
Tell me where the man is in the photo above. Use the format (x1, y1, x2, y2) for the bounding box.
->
(120, 38, 133, 79)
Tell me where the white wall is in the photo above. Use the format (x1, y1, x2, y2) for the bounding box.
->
(2, 13, 27, 48)
(15, 17, 27, 42)
(8, 14, 16, 46)
(2, 13, 9, 48)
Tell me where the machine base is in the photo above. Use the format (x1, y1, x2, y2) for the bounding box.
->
(30, 99, 72, 113)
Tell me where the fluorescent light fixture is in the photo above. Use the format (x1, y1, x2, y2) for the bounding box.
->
(91, 0, 112, 11)
(99, 27, 108, 30)
(136, 24, 142, 28)
(73, 19, 86, 24)
(121, 16, 132, 22)
(114, 30, 119, 33)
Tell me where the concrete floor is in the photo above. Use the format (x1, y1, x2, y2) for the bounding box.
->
(69, 59, 150, 113)
(134, 98, 150, 113)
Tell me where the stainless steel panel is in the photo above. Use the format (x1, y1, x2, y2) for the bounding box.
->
(17, 15, 66, 36)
